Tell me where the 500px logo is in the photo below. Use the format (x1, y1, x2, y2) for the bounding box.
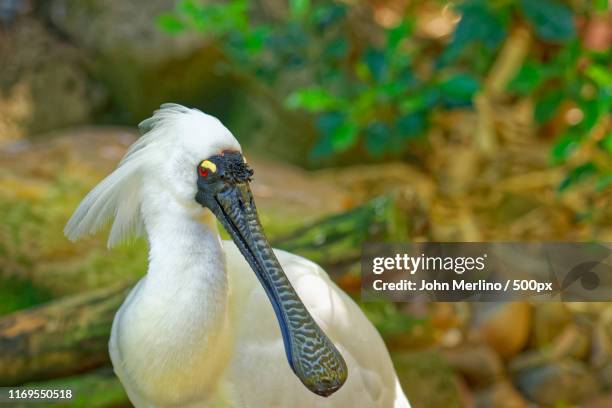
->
(547, 245, 612, 301)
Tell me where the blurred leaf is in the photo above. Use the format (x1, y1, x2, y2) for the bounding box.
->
(558, 162, 596, 191)
(361, 301, 421, 337)
(577, 96, 604, 132)
(323, 37, 349, 60)
(508, 61, 546, 94)
(244, 26, 270, 54)
(596, 173, 612, 191)
(364, 48, 387, 83)
(553, 39, 581, 70)
(438, 73, 480, 107)
(174, 0, 248, 34)
(225, 1, 249, 33)
(439, 1, 508, 65)
(399, 93, 427, 113)
(331, 122, 359, 151)
(600, 133, 612, 153)
(354, 61, 370, 81)
(289, 0, 310, 18)
(386, 20, 413, 52)
(156, 13, 186, 33)
(378, 82, 404, 99)
(311, 112, 347, 158)
(550, 133, 580, 164)
(396, 113, 426, 139)
(586, 64, 612, 88)
(534, 89, 564, 123)
(285, 88, 344, 112)
(311, 112, 358, 155)
(364, 122, 393, 156)
(594, 0, 609, 13)
(351, 89, 377, 117)
(519, 0, 576, 42)
(313, 3, 347, 31)
(179, 0, 205, 23)
(0, 277, 52, 315)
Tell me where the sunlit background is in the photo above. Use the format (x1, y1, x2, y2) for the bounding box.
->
(1, 0, 610, 407)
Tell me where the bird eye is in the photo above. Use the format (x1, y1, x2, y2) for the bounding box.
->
(199, 160, 217, 178)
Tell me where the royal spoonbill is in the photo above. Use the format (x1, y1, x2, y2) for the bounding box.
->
(65, 104, 410, 407)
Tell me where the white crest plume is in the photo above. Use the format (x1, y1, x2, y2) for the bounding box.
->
(64, 103, 238, 248)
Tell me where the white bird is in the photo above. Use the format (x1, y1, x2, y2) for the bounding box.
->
(65, 104, 410, 408)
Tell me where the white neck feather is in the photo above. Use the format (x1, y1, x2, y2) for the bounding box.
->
(111, 182, 234, 403)
(139, 180, 230, 346)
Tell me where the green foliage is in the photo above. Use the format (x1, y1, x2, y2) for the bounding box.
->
(360, 301, 423, 337)
(0, 277, 52, 316)
(558, 162, 597, 192)
(438, 0, 509, 67)
(285, 87, 346, 112)
(157, 0, 609, 191)
(519, 0, 576, 42)
(507, 33, 611, 192)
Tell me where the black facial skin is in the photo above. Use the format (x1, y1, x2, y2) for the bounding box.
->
(195, 150, 347, 397)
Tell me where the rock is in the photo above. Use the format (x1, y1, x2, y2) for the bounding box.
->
(0, 17, 99, 143)
(443, 345, 504, 388)
(393, 350, 466, 408)
(472, 302, 531, 358)
(474, 381, 527, 408)
(531, 303, 573, 348)
(513, 359, 600, 405)
(582, 393, 612, 408)
(38, 1, 323, 166)
(508, 349, 551, 375)
(44, 0, 203, 65)
(596, 359, 612, 390)
(591, 306, 612, 367)
(42, 0, 228, 123)
(42, 4, 257, 116)
(551, 324, 590, 360)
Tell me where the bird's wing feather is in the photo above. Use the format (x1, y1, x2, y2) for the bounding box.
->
(223, 241, 409, 407)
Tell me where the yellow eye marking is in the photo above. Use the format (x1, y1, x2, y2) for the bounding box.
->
(201, 160, 217, 173)
(243, 156, 247, 164)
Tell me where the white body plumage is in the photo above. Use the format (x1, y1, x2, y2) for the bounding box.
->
(65, 104, 410, 407)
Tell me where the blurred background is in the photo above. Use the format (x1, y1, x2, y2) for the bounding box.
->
(0, 0, 610, 407)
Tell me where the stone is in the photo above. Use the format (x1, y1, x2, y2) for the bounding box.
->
(597, 359, 612, 390)
(42, 0, 226, 123)
(443, 345, 504, 388)
(531, 303, 573, 347)
(44, 0, 203, 65)
(582, 394, 612, 408)
(0, 17, 99, 143)
(551, 324, 590, 360)
(393, 350, 466, 408)
(472, 302, 531, 358)
(513, 359, 600, 405)
(508, 349, 551, 375)
(474, 381, 528, 408)
(591, 306, 612, 367)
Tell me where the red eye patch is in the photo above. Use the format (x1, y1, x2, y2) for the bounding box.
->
(198, 167, 209, 177)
